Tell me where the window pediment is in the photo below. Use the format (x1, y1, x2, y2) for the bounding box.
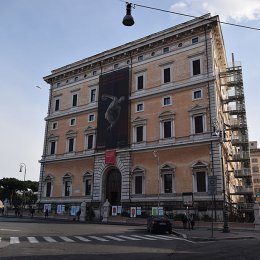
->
(132, 166, 145, 175)
(132, 116, 147, 126)
(158, 110, 175, 120)
(192, 161, 208, 169)
(188, 104, 208, 114)
(84, 126, 95, 134)
(160, 163, 175, 173)
(66, 130, 77, 137)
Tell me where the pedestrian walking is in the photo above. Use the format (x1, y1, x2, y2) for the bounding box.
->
(45, 208, 49, 218)
(76, 209, 81, 221)
(182, 213, 188, 229)
(188, 213, 195, 230)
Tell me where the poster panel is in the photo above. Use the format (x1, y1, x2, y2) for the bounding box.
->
(96, 68, 129, 150)
(112, 206, 118, 216)
(130, 207, 136, 218)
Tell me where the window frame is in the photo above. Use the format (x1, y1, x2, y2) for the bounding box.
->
(190, 56, 202, 77)
(162, 96, 172, 107)
(161, 63, 173, 84)
(132, 167, 145, 195)
(72, 93, 78, 107)
(136, 102, 144, 112)
(54, 98, 60, 112)
(135, 72, 145, 91)
(89, 86, 97, 103)
(88, 113, 95, 122)
(192, 89, 202, 100)
(69, 118, 76, 126)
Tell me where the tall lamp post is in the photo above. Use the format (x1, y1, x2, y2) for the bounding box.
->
(153, 151, 160, 213)
(19, 163, 27, 216)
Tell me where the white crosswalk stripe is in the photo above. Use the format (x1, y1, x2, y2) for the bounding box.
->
(74, 236, 91, 242)
(59, 236, 75, 242)
(27, 237, 39, 243)
(117, 235, 141, 241)
(2, 234, 182, 245)
(103, 235, 125, 241)
(131, 235, 157, 240)
(10, 237, 19, 244)
(88, 236, 109, 242)
(43, 236, 57, 243)
(144, 234, 173, 240)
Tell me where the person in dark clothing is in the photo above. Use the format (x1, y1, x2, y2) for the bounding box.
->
(182, 213, 188, 229)
(45, 208, 49, 218)
(76, 209, 81, 221)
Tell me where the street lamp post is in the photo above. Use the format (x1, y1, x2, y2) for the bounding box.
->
(19, 163, 27, 216)
(153, 151, 160, 212)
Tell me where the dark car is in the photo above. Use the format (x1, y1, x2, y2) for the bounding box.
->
(147, 215, 172, 234)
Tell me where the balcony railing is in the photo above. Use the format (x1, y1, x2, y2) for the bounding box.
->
(237, 202, 254, 211)
(231, 186, 253, 194)
(229, 152, 250, 162)
(234, 168, 251, 178)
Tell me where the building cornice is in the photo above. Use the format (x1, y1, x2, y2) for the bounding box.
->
(43, 14, 220, 84)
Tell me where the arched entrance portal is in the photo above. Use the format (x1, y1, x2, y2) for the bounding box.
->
(105, 168, 121, 205)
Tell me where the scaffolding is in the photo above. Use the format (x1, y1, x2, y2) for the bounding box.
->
(220, 55, 254, 221)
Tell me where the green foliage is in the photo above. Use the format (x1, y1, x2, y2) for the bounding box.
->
(0, 178, 38, 207)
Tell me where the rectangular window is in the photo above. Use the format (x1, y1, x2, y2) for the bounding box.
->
(68, 138, 74, 152)
(163, 96, 171, 106)
(194, 115, 203, 133)
(88, 114, 95, 122)
(192, 37, 199, 44)
(196, 172, 206, 192)
(87, 134, 94, 149)
(46, 182, 51, 197)
(54, 99, 60, 111)
(136, 126, 143, 143)
(52, 122, 58, 130)
(163, 47, 169, 53)
(50, 141, 56, 155)
(65, 181, 71, 196)
(137, 75, 144, 90)
(164, 174, 172, 193)
(136, 102, 144, 112)
(72, 94, 78, 107)
(70, 118, 76, 126)
(90, 89, 96, 103)
(193, 90, 202, 99)
(192, 59, 201, 76)
(85, 179, 91, 195)
(135, 176, 143, 194)
(138, 55, 143, 62)
(163, 121, 172, 138)
(163, 67, 171, 83)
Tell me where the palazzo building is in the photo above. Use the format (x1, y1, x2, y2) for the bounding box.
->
(38, 14, 254, 221)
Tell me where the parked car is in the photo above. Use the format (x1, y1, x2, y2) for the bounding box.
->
(147, 215, 172, 234)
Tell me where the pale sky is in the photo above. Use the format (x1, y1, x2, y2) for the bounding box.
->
(0, 0, 259, 181)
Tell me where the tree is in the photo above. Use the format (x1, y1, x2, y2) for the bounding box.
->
(0, 178, 38, 207)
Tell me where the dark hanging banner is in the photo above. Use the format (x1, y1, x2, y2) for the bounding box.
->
(96, 68, 129, 150)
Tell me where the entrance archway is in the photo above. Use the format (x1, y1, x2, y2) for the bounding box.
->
(105, 168, 121, 205)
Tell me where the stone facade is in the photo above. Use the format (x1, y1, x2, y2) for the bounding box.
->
(38, 14, 254, 221)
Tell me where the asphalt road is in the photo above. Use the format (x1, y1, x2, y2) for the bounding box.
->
(1, 218, 260, 260)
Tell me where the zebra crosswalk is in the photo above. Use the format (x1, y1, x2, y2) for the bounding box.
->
(1, 234, 184, 245)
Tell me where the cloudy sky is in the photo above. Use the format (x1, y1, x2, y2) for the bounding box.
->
(0, 0, 259, 181)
